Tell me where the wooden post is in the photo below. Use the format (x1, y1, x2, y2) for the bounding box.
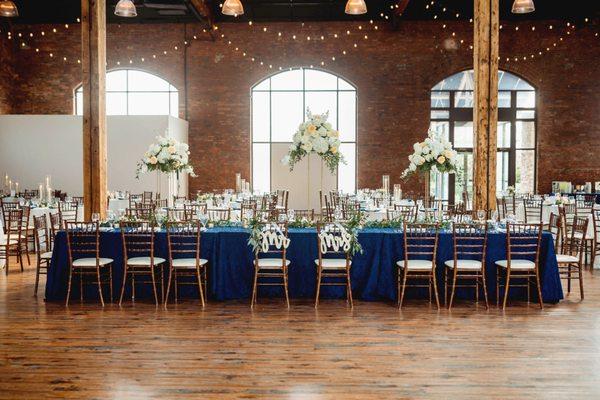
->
(473, 0, 499, 213)
(81, 0, 107, 220)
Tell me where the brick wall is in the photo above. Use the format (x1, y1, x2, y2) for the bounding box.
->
(1, 20, 599, 195)
(0, 33, 15, 114)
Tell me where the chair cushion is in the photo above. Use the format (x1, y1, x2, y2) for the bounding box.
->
(444, 259, 482, 270)
(172, 258, 208, 269)
(495, 259, 535, 270)
(40, 251, 53, 260)
(127, 256, 166, 266)
(396, 259, 433, 271)
(556, 254, 579, 263)
(314, 259, 351, 269)
(255, 258, 290, 269)
(72, 257, 113, 267)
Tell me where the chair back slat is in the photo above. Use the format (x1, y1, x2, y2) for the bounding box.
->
(403, 222, 439, 262)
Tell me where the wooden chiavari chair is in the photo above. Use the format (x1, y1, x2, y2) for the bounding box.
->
(315, 222, 353, 308)
(165, 221, 207, 306)
(18, 205, 35, 265)
(240, 200, 257, 221)
(207, 208, 231, 222)
(58, 201, 79, 227)
(323, 195, 335, 222)
(33, 214, 52, 295)
(72, 196, 84, 206)
(393, 204, 417, 223)
(503, 195, 516, 217)
(397, 222, 440, 309)
(522, 198, 543, 224)
(556, 216, 588, 299)
(49, 212, 60, 248)
(547, 212, 563, 252)
(65, 221, 113, 306)
(251, 222, 291, 308)
(119, 221, 165, 305)
(129, 194, 143, 208)
(444, 223, 488, 309)
(167, 208, 187, 222)
(577, 195, 596, 209)
(495, 223, 544, 309)
(183, 203, 207, 221)
(1, 200, 19, 234)
(125, 203, 155, 221)
(592, 209, 600, 268)
(0, 209, 24, 275)
(341, 200, 361, 220)
(574, 203, 594, 269)
(142, 191, 154, 204)
(154, 198, 168, 209)
(496, 197, 506, 220)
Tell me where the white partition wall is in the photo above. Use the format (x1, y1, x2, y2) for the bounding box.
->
(0, 115, 189, 197)
(270, 144, 337, 210)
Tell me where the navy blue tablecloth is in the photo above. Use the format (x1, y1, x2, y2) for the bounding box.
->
(45, 228, 563, 303)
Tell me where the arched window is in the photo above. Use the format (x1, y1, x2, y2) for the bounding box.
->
(75, 69, 179, 117)
(430, 70, 536, 202)
(251, 68, 357, 194)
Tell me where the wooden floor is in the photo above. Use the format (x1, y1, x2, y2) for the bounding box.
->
(1, 257, 600, 399)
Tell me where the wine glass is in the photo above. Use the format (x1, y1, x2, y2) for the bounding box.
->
(91, 213, 100, 223)
(287, 209, 295, 222)
(199, 212, 209, 229)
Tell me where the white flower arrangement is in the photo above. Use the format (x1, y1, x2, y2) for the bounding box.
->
(281, 109, 345, 173)
(136, 135, 196, 178)
(401, 131, 458, 178)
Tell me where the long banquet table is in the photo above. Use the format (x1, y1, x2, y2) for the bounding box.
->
(45, 227, 563, 303)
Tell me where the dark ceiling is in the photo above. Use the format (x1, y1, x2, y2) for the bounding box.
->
(3, 0, 599, 25)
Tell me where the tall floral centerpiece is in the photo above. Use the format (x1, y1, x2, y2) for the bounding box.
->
(401, 131, 458, 206)
(282, 109, 344, 173)
(136, 135, 196, 204)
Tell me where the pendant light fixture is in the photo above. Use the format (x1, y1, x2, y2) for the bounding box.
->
(114, 0, 138, 18)
(222, 0, 244, 16)
(345, 0, 367, 15)
(511, 0, 535, 14)
(0, 0, 18, 18)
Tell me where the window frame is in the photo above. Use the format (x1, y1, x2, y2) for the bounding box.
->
(250, 67, 358, 194)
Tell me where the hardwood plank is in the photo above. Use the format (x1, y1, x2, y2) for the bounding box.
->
(1, 257, 599, 398)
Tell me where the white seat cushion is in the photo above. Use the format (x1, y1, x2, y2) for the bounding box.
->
(444, 259, 482, 270)
(255, 258, 290, 269)
(40, 251, 53, 260)
(314, 259, 351, 269)
(495, 259, 535, 270)
(556, 254, 579, 263)
(172, 258, 208, 269)
(72, 257, 113, 267)
(396, 259, 433, 271)
(127, 256, 166, 266)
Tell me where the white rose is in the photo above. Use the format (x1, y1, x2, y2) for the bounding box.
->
(313, 137, 329, 153)
(437, 155, 446, 164)
(414, 155, 425, 166)
(301, 142, 313, 152)
(409, 162, 417, 171)
(413, 143, 421, 152)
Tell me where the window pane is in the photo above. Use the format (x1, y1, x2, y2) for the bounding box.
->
(431, 92, 450, 108)
(253, 78, 270, 91)
(338, 92, 356, 141)
(496, 151, 509, 193)
(453, 121, 473, 148)
(128, 92, 170, 115)
(498, 91, 511, 108)
(454, 91, 473, 108)
(305, 69, 337, 90)
(454, 152, 473, 204)
(252, 143, 270, 194)
(338, 143, 356, 194)
(106, 70, 127, 91)
(252, 91, 270, 142)
(106, 93, 127, 115)
(305, 91, 337, 129)
(517, 91, 535, 108)
(516, 110, 535, 119)
(431, 110, 449, 119)
(516, 150, 535, 194)
(270, 69, 303, 90)
(169, 92, 179, 117)
(516, 121, 535, 148)
(75, 92, 83, 115)
(429, 121, 449, 141)
(271, 92, 303, 142)
(338, 78, 354, 91)
(127, 70, 170, 92)
(497, 121, 511, 148)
